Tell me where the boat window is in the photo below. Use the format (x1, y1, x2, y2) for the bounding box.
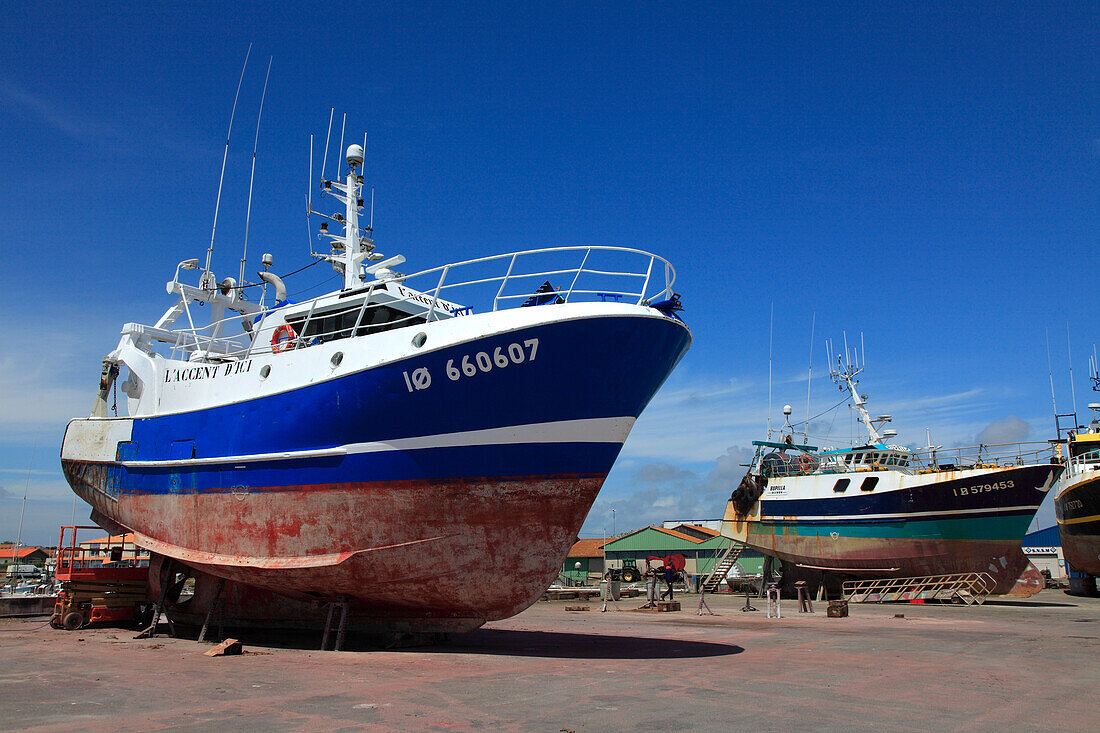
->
(884, 455, 896, 466)
(288, 304, 426, 345)
(832, 478, 850, 493)
(860, 477, 879, 492)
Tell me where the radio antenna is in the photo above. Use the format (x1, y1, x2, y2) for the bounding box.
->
(306, 134, 316, 256)
(320, 108, 334, 183)
(766, 302, 774, 439)
(239, 56, 272, 289)
(335, 113, 347, 180)
(1047, 329, 1058, 434)
(369, 188, 375, 230)
(205, 43, 252, 281)
(804, 312, 815, 442)
(1068, 322, 1078, 420)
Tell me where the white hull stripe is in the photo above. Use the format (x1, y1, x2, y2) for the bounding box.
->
(117, 416, 636, 468)
(760, 504, 1041, 522)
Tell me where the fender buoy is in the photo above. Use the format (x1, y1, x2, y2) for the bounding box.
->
(271, 324, 297, 353)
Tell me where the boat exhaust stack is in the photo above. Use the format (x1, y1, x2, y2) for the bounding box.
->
(258, 271, 287, 303)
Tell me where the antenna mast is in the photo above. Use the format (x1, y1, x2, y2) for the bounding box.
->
(767, 303, 774, 439)
(239, 56, 272, 289)
(1047, 329, 1059, 435)
(804, 312, 815, 442)
(205, 44, 252, 283)
(1068, 322, 1078, 420)
(830, 331, 884, 444)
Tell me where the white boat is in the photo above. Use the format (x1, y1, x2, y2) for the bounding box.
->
(61, 131, 692, 632)
(723, 345, 1061, 595)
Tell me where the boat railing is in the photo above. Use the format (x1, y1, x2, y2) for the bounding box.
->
(139, 245, 676, 360)
(904, 441, 1056, 472)
(1067, 445, 1100, 474)
(759, 440, 1057, 478)
(407, 245, 675, 314)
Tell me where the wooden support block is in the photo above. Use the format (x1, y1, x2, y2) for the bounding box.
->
(564, 605, 590, 612)
(655, 601, 681, 612)
(204, 638, 243, 656)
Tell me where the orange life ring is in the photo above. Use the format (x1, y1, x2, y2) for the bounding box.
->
(796, 454, 813, 473)
(271, 324, 297, 353)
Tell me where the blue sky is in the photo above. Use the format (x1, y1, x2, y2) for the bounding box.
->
(1, 2, 1097, 544)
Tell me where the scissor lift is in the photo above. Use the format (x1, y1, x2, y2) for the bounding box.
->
(50, 525, 150, 631)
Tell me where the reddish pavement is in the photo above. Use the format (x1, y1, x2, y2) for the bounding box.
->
(1, 590, 1097, 732)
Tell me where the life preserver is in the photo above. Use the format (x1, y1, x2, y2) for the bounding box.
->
(796, 454, 813, 472)
(271, 324, 297, 353)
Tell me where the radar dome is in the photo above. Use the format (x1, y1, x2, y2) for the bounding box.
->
(346, 144, 364, 167)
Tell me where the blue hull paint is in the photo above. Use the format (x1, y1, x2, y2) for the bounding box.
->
(91, 314, 691, 496)
(760, 464, 1056, 524)
(111, 442, 622, 496)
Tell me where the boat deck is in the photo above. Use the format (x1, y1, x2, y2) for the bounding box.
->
(1, 590, 1096, 731)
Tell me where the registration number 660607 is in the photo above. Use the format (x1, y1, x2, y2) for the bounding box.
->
(401, 338, 539, 393)
(445, 339, 539, 380)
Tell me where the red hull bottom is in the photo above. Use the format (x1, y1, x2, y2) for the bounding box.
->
(73, 476, 605, 631)
(751, 534, 1041, 596)
(1062, 534, 1100, 577)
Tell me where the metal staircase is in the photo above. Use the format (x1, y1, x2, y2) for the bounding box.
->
(842, 572, 996, 605)
(700, 541, 746, 593)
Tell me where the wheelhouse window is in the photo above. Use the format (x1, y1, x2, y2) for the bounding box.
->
(288, 304, 426, 345)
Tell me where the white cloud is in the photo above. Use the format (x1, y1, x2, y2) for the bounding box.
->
(975, 415, 1030, 445)
(633, 462, 696, 484)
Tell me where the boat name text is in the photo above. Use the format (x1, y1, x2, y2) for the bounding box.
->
(393, 285, 462, 314)
(165, 360, 253, 383)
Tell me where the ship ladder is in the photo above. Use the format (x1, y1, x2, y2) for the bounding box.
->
(696, 540, 746, 616)
(842, 572, 996, 606)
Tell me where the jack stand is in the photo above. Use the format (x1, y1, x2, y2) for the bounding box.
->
(741, 585, 757, 612)
(198, 577, 226, 643)
(766, 583, 782, 619)
(321, 597, 349, 651)
(137, 558, 177, 639)
(640, 577, 658, 609)
(795, 581, 814, 613)
(696, 589, 716, 616)
(600, 582, 620, 613)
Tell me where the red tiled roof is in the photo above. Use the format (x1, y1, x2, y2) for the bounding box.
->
(652, 526, 704, 543)
(0, 547, 44, 560)
(566, 538, 608, 557)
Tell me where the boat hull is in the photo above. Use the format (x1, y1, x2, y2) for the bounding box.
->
(62, 310, 692, 630)
(723, 464, 1060, 594)
(1055, 471, 1100, 576)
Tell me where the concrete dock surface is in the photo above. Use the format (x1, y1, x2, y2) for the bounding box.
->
(1, 590, 1097, 732)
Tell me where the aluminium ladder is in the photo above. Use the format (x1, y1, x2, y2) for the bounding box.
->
(842, 572, 996, 606)
(700, 540, 746, 593)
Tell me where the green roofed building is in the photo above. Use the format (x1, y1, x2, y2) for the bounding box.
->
(602, 525, 764, 585)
